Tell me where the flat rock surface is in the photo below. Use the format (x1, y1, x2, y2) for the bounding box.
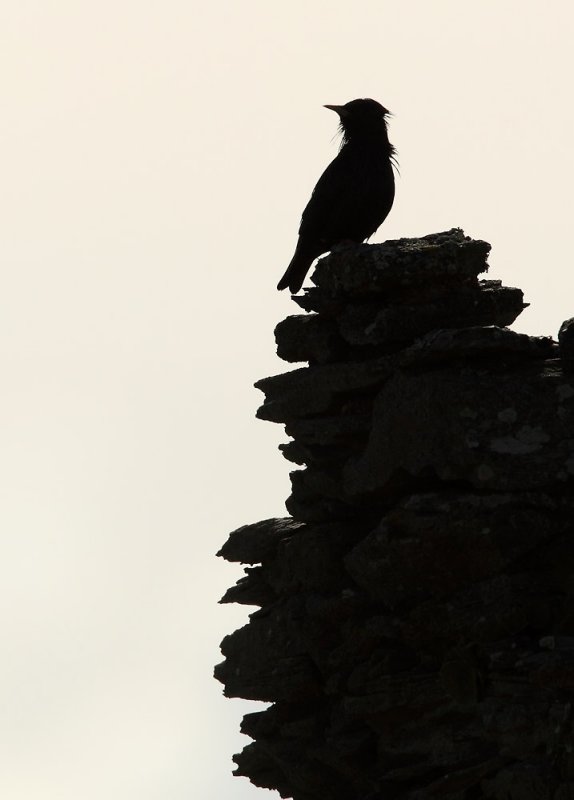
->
(256, 357, 393, 422)
(303, 228, 491, 303)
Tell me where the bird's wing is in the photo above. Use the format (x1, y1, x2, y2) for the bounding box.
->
(298, 148, 359, 246)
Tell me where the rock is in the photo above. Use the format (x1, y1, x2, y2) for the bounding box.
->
(215, 598, 322, 703)
(216, 231, 574, 800)
(559, 317, 574, 371)
(343, 359, 574, 501)
(275, 314, 348, 364)
(216, 517, 303, 564)
(255, 357, 393, 423)
(399, 325, 556, 368)
(300, 229, 491, 311)
(335, 281, 525, 349)
(343, 492, 564, 610)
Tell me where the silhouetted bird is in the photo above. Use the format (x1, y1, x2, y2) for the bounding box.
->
(277, 98, 397, 294)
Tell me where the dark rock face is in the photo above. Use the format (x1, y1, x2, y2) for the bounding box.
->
(216, 230, 574, 799)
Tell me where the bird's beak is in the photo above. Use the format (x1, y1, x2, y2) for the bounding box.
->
(324, 104, 347, 117)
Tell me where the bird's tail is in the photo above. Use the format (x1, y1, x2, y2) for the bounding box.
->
(277, 244, 316, 294)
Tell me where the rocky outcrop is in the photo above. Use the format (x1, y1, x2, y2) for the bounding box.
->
(215, 230, 574, 800)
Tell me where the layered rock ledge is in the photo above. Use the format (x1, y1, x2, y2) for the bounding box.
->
(216, 230, 574, 800)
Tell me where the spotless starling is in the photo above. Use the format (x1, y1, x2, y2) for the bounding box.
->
(277, 98, 397, 294)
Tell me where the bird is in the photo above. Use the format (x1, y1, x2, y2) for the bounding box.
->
(277, 98, 397, 294)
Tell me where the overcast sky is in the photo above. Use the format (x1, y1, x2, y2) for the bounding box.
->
(1, 2, 573, 798)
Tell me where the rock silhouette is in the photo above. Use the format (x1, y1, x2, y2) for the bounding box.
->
(217, 230, 574, 800)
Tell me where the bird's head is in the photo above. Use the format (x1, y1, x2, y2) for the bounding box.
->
(324, 98, 391, 146)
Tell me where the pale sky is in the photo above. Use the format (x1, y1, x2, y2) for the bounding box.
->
(1, 2, 573, 798)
